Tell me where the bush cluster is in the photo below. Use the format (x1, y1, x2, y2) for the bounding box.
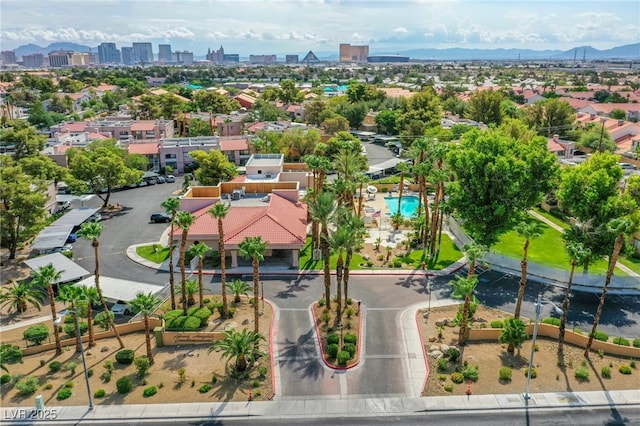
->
(198, 384, 212, 393)
(524, 368, 537, 379)
(94, 389, 106, 398)
(490, 320, 503, 328)
(575, 367, 590, 381)
(447, 347, 460, 362)
(612, 337, 630, 346)
(633, 339, 640, 348)
(188, 307, 212, 327)
(499, 367, 512, 381)
(143, 386, 157, 397)
(115, 349, 135, 365)
(23, 325, 50, 345)
(450, 372, 464, 384)
(618, 365, 632, 375)
(343, 333, 357, 345)
(462, 365, 479, 382)
(337, 351, 350, 366)
(327, 334, 339, 345)
(590, 331, 609, 342)
(327, 343, 339, 360)
(343, 343, 356, 358)
(1, 374, 11, 384)
(437, 358, 449, 372)
(116, 376, 133, 394)
(601, 366, 611, 378)
(15, 376, 38, 395)
(56, 387, 72, 400)
(63, 322, 88, 338)
(542, 317, 560, 326)
(49, 361, 62, 372)
(166, 315, 201, 331)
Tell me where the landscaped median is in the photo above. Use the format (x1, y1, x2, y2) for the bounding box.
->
(311, 297, 363, 369)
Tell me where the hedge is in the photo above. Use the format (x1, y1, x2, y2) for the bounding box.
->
(115, 349, 135, 365)
(190, 307, 212, 327)
(166, 315, 201, 331)
(23, 325, 50, 345)
(542, 317, 560, 326)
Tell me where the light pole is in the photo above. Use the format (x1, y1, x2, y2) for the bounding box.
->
(54, 310, 93, 410)
(524, 293, 542, 401)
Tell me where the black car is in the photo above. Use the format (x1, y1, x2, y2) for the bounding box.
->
(150, 212, 171, 223)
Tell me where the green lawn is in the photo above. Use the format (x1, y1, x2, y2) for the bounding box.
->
(532, 207, 571, 230)
(136, 244, 171, 263)
(397, 234, 462, 270)
(299, 238, 367, 271)
(619, 256, 640, 274)
(492, 219, 625, 276)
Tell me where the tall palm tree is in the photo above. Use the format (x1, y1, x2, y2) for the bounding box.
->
(329, 225, 353, 319)
(0, 280, 45, 315)
(30, 264, 62, 353)
(396, 161, 411, 215)
(129, 292, 160, 364)
(209, 202, 230, 316)
(354, 173, 370, 217)
(409, 136, 430, 219)
(513, 221, 543, 319)
(463, 243, 487, 279)
(451, 275, 479, 346)
(414, 161, 432, 256)
(77, 222, 124, 349)
(342, 214, 365, 303)
(161, 197, 180, 310)
(558, 242, 591, 357)
(585, 218, 635, 357)
(57, 285, 83, 353)
(307, 191, 338, 309)
(79, 285, 100, 348)
(239, 236, 267, 336)
(174, 210, 195, 315)
(188, 241, 211, 308)
(208, 328, 265, 372)
(303, 154, 331, 250)
(429, 168, 449, 256)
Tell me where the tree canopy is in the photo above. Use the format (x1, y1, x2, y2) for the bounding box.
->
(189, 149, 238, 186)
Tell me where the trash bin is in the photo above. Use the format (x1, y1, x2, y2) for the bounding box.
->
(35, 395, 45, 410)
(154, 326, 164, 347)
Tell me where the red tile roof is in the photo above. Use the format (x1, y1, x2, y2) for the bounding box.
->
(128, 143, 159, 155)
(220, 138, 248, 151)
(131, 122, 155, 131)
(59, 122, 88, 132)
(547, 139, 565, 153)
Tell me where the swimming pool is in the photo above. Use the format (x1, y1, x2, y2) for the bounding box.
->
(384, 195, 419, 217)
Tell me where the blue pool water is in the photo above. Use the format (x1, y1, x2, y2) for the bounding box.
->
(384, 196, 419, 217)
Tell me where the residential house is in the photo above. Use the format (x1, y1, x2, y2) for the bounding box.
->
(158, 136, 253, 172)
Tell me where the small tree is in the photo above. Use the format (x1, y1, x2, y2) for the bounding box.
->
(134, 356, 151, 378)
(500, 318, 528, 354)
(208, 328, 265, 372)
(0, 344, 23, 373)
(23, 324, 50, 345)
(227, 279, 250, 303)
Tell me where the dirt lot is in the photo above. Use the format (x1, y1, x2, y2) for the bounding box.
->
(419, 305, 638, 396)
(0, 296, 273, 406)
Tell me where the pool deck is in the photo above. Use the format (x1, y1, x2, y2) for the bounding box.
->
(361, 190, 419, 246)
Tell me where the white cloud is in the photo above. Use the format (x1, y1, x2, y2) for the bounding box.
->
(393, 27, 409, 34)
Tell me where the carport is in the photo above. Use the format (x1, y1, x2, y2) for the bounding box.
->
(366, 158, 410, 178)
(50, 207, 100, 227)
(74, 276, 165, 303)
(24, 253, 91, 284)
(30, 225, 75, 252)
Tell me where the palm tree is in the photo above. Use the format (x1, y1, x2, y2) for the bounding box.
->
(396, 161, 411, 215)
(174, 210, 195, 315)
(451, 276, 479, 346)
(558, 242, 590, 357)
(354, 173, 371, 217)
(239, 236, 267, 336)
(342, 214, 364, 303)
(0, 344, 23, 373)
(429, 168, 449, 256)
(30, 264, 62, 353)
(329, 225, 354, 319)
(77, 222, 124, 349)
(585, 218, 635, 357)
(129, 292, 160, 364)
(308, 191, 338, 309)
(209, 202, 230, 316)
(188, 242, 211, 308)
(414, 161, 432, 254)
(228, 279, 250, 303)
(79, 285, 100, 348)
(0, 280, 45, 314)
(177, 279, 199, 306)
(208, 328, 265, 372)
(463, 243, 487, 279)
(161, 197, 180, 310)
(513, 221, 543, 319)
(500, 318, 528, 354)
(57, 284, 83, 353)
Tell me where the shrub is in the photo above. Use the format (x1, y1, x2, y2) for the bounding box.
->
(1, 374, 11, 384)
(190, 307, 212, 327)
(101, 372, 111, 383)
(343, 343, 356, 358)
(202, 298, 211, 304)
(115, 349, 135, 365)
(116, 376, 133, 394)
(437, 374, 447, 381)
(56, 387, 72, 400)
(94, 311, 114, 330)
(143, 386, 157, 397)
(198, 384, 212, 393)
(346, 297, 352, 305)
(49, 361, 62, 372)
(450, 372, 464, 384)
(166, 315, 201, 331)
(252, 380, 260, 388)
(447, 347, 460, 362)
(343, 333, 357, 345)
(575, 367, 589, 381)
(632, 360, 637, 369)
(257, 365, 268, 379)
(103, 360, 114, 373)
(134, 356, 151, 378)
(463, 365, 479, 382)
(178, 368, 186, 383)
(444, 384, 454, 392)
(327, 334, 339, 345)
(612, 337, 630, 346)
(490, 320, 503, 329)
(633, 339, 640, 348)
(345, 308, 354, 318)
(15, 376, 38, 395)
(163, 309, 183, 324)
(499, 367, 512, 381)
(65, 361, 78, 375)
(94, 389, 106, 398)
(337, 351, 350, 366)
(619, 365, 632, 375)
(524, 368, 537, 379)
(44, 383, 52, 389)
(64, 380, 73, 388)
(542, 317, 560, 326)
(321, 312, 330, 325)
(63, 322, 88, 337)
(437, 358, 449, 372)
(23, 324, 50, 345)
(327, 343, 339, 360)
(87, 369, 93, 377)
(601, 367, 611, 379)
(318, 298, 326, 307)
(590, 331, 609, 342)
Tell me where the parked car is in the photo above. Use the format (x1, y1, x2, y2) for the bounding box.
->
(165, 175, 175, 183)
(66, 233, 77, 243)
(87, 212, 102, 222)
(56, 200, 71, 212)
(147, 178, 157, 185)
(110, 300, 131, 316)
(150, 212, 171, 223)
(156, 176, 166, 184)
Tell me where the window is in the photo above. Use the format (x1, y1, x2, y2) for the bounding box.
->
(165, 153, 176, 159)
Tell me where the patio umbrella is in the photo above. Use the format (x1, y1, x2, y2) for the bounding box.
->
(367, 185, 378, 194)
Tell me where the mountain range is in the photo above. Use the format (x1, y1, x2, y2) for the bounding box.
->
(12, 42, 640, 62)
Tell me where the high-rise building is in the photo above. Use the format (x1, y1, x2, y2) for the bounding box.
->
(172, 51, 193, 65)
(158, 44, 172, 62)
(285, 55, 299, 64)
(121, 47, 133, 65)
(1, 51, 17, 65)
(339, 43, 369, 63)
(98, 42, 120, 64)
(206, 45, 240, 64)
(22, 53, 45, 68)
(132, 42, 153, 64)
(249, 54, 277, 64)
(48, 50, 73, 68)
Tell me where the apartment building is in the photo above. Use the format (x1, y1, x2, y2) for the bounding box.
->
(22, 53, 45, 68)
(50, 118, 175, 143)
(98, 42, 120, 64)
(132, 42, 153, 64)
(158, 44, 172, 62)
(339, 43, 369, 63)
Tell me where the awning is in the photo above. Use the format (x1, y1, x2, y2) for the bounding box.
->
(74, 276, 165, 303)
(50, 207, 100, 227)
(30, 225, 74, 250)
(24, 253, 91, 284)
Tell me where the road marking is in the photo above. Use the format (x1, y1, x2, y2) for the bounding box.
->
(278, 308, 309, 311)
(365, 354, 402, 359)
(277, 356, 317, 361)
(339, 371, 347, 396)
(365, 308, 402, 311)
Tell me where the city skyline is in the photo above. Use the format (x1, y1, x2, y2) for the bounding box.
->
(1, 0, 639, 56)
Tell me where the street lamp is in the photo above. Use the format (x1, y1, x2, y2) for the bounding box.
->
(54, 310, 93, 410)
(524, 294, 542, 401)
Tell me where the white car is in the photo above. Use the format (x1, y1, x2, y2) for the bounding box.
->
(165, 175, 175, 183)
(87, 212, 102, 222)
(110, 300, 131, 316)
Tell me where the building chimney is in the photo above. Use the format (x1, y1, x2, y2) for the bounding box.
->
(553, 134, 559, 142)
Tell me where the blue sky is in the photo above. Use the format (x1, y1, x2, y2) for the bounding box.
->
(1, 0, 639, 54)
